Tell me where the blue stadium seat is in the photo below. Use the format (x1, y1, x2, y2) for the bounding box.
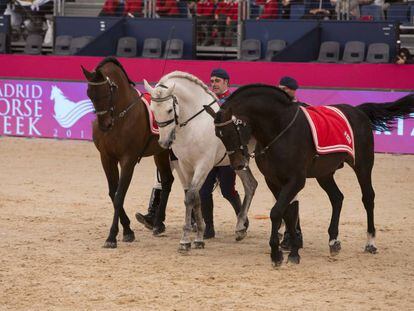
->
(360, 5, 384, 21)
(177, 1, 188, 18)
(410, 5, 414, 24)
(250, 3, 260, 19)
(290, 4, 306, 20)
(387, 4, 409, 23)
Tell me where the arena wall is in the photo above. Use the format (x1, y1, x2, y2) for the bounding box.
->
(0, 55, 413, 154)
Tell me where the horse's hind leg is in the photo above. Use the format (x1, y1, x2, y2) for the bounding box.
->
(353, 160, 377, 254)
(316, 174, 344, 255)
(152, 151, 174, 236)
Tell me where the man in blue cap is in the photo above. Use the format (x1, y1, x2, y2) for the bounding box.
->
(199, 68, 248, 239)
(278, 75, 304, 250)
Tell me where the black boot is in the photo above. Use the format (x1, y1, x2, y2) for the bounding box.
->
(135, 188, 161, 230)
(228, 192, 249, 230)
(201, 196, 215, 239)
(280, 201, 303, 250)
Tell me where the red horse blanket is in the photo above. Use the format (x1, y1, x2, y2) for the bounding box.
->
(136, 89, 159, 135)
(300, 106, 355, 160)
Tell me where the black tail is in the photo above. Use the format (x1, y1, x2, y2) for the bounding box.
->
(357, 94, 414, 132)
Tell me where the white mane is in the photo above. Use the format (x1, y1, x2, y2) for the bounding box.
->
(158, 71, 218, 100)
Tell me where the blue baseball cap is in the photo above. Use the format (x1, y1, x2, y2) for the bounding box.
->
(211, 68, 230, 81)
(279, 76, 299, 90)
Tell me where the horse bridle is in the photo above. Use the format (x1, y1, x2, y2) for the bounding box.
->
(151, 84, 217, 128)
(87, 76, 138, 125)
(215, 107, 300, 159)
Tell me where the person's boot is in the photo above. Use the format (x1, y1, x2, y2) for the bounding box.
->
(135, 188, 161, 230)
(201, 196, 215, 239)
(228, 192, 249, 230)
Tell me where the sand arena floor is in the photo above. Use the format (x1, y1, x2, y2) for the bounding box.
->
(0, 136, 413, 310)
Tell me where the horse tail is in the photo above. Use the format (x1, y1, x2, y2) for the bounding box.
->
(356, 94, 414, 132)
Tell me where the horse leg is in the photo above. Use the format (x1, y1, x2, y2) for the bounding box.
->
(152, 151, 174, 236)
(234, 167, 258, 241)
(104, 159, 136, 248)
(353, 162, 377, 254)
(268, 177, 305, 267)
(283, 200, 301, 264)
(316, 174, 344, 255)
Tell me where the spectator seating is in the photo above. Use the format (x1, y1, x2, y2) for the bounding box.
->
(290, 5, 306, 20)
(24, 34, 43, 55)
(116, 36, 137, 58)
(54, 35, 72, 55)
(342, 41, 365, 63)
(240, 39, 261, 61)
(411, 5, 414, 23)
(0, 32, 6, 53)
(142, 38, 162, 58)
(164, 39, 184, 59)
(360, 5, 384, 21)
(70, 36, 94, 55)
(365, 43, 389, 63)
(177, 1, 189, 18)
(317, 41, 340, 63)
(387, 4, 410, 23)
(265, 39, 286, 61)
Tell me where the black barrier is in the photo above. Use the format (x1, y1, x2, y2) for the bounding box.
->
(245, 20, 398, 62)
(54, 17, 195, 59)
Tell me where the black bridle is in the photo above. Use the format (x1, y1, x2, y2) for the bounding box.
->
(151, 84, 217, 128)
(87, 76, 138, 128)
(215, 107, 300, 159)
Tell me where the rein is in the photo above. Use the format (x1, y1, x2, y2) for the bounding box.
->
(250, 107, 300, 158)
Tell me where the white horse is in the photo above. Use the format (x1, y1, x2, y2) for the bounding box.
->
(144, 71, 258, 251)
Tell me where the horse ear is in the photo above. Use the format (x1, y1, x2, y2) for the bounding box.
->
(143, 79, 154, 95)
(81, 65, 95, 82)
(204, 105, 217, 119)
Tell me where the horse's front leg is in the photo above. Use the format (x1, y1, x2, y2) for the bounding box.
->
(269, 177, 305, 267)
(234, 167, 258, 241)
(104, 159, 136, 248)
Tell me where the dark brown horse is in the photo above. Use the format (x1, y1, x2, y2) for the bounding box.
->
(206, 84, 414, 266)
(82, 57, 174, 248)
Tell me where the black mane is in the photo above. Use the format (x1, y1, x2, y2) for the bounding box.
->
(222, 83, 292, 109)
(96, 56, 135, 86)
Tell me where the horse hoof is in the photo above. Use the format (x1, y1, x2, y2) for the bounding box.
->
(271, 250, 284, 268)
(178, 242, 191, 252)
(364, 244, 377, 254)
(135, 213, 154, 230)
(329, 240, 342, 255)
(153, 224, 166, 236)
(122, 232, 135, 243)
(288, 254, 301, 264)
(103, 241, 117, 249)
(193, 241, 205, 249)
(235, 229, 247, 241)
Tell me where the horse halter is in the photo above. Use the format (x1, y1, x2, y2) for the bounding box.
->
(151, 84, 217, 128)
(215, 115, 252, 158)
(87, 76, 119, 116)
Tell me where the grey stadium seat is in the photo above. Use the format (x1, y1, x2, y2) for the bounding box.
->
(116, 36, 137, 58)
(24, 34, 43, 55)
(317, 41, 340, 63)
(240, 39, 261, 61)
(366, 43, 389, 63)
(0, 32, 6, 53)
(142, 38, 162, 58)
(265, 39, 286, 61)
(342, 41, 365, 63)
(70, 36, 94, 55)
(54, 35, 72, 55)
(164, 39, 184, 59)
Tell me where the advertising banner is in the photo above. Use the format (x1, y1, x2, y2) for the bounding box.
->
(0, 79, 412, 154)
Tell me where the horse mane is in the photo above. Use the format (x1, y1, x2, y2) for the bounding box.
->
(222, 83, 292, 109)
(96, 56, 136, 86)
(158, 71, 218, 100)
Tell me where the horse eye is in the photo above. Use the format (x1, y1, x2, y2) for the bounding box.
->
(167, 109, 173, 114)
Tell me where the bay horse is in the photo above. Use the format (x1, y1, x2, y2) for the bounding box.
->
(82, 57, 175, 248)
(205, 84, 414, 266)
(143, 71, 258, 251)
